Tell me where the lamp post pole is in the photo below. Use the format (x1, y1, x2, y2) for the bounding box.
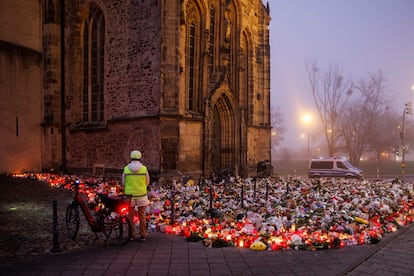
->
(402, 109, 406, 182)
(401, 102, 412, 182)
(302, 113, 312, 159)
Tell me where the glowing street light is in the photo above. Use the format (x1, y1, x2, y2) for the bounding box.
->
(301, 113, 313, 159)
(302, 113, 312, 125)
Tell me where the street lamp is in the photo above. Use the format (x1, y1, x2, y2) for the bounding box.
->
(401, 101, 412, 182)
(302, 113, 312, 159)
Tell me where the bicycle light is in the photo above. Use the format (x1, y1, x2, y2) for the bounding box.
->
(118, 204, 129, 215)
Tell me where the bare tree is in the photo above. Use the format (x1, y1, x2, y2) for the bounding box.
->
(340, 71, 391, 165)
(278, 147, 292, 161)
(339, 99, 364, 163)
(367, 109, 400, 162)
(306, 62, 352, 156)
(403, 117, 414, 154)
(270, 106, 286, 155)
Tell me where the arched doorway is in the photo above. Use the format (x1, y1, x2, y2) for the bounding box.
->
(210, 93, 235, 175)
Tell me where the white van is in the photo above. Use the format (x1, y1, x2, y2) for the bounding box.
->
(308, 158, 363, 178)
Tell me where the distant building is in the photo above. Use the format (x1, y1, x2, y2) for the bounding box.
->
(0, 0, 271, 179)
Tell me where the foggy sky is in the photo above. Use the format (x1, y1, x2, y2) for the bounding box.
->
(267, 0, 414, 150)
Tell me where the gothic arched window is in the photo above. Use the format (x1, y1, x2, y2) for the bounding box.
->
(208, 6, 216, 76)
(186, 2, 201, 112)
(82, 7, 105, 123)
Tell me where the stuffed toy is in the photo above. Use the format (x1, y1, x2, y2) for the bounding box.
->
(250, 240, 267, 251)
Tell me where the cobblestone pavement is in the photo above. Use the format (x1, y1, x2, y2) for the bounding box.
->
(1, 223, 413, 276)
(346, 223, 414, 275)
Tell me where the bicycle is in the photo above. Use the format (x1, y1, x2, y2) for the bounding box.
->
(65, 179, 132, 246)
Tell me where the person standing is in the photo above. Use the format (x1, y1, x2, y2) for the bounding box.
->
(122, 150, 150, 241)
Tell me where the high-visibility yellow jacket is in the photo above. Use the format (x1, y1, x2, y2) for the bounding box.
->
(123, 164, 148, 196)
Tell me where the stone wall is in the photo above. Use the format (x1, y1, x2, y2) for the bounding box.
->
(0, 1, 43, 173)
(67, 119, 160, 176)
(247, 126, 272, 175)
(0, 0, 271, 178)
(64, 0, 163, 175)
(178, 120, 203, 176)
(0, 0, 42, 52)
(42, 0, 63, 171)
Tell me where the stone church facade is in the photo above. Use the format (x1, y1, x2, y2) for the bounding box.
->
(0, 0, 271, 179)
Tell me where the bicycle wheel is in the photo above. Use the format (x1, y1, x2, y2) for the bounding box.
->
(65, 201, 80, 240)
(102, 213, 131, 246)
